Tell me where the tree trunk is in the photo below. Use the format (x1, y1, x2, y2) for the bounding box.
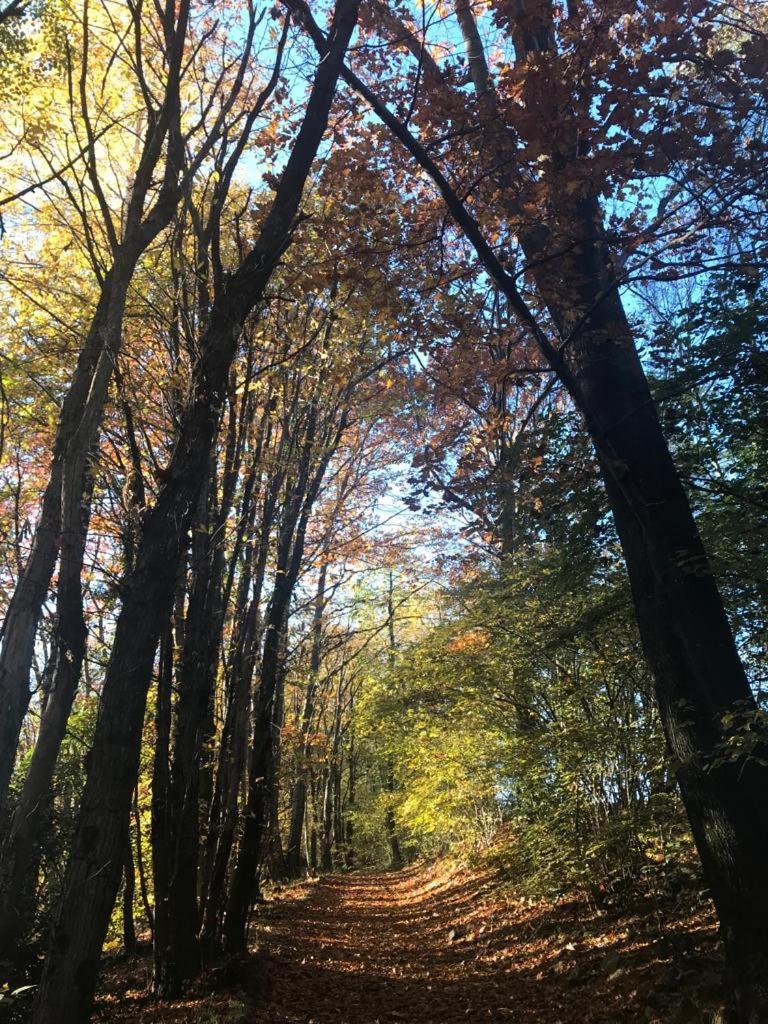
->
(384, 793, 403, 871)
(162, 470, 218, 986)
(30, 6, 359, 1016)
(345, 731, 356, 869)
(224, 568, 293, 951)
(225, 399, 350, 949)
(320, 768, 334, 872)
(336, 5, 768, 1011)
(286, 777, 309, 877)
(200, 547, 262, 946)
(200, 436, 280, 945)
(453, 13, 768, 1013)
(122, 835, 138, 955)
(152, 630, 176, 997)
(266, 658, 288, 882)
(0, 0, 230, 815)
(0, 268, 133, 814)
(562, 278, 768, 1019)
(200, 426, 276, 946)
(510, 102, 768, 1024)
(0, 441, 98, 950)
(286, 563, 327, 878)
(384, 572, 403, 870)
(133, 788, 153, 940)
(333, 764, 343, 860)
(309, 772, 319, 873)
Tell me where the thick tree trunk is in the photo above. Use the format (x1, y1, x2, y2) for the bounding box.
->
(0, 441, 98, 950)
(29, 6, 359, 1016)
(557, 261, 768, 1020)
(505, 168, 768, 1019)
(445, 18, 768, 1014)
(513, 208, 768, 1024)
(348, 4, 768, 1011)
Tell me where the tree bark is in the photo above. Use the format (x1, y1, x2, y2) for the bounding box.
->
(223, 543, 297, 950)
(132, 788, 153, 940)
(162, 460, 227, 986)
(384, 573, 403, 870)
(122, 834, 138, 955)
(320, 767, 334, 872)
(504, 15, 768, 1015)
(286, 563, 327, 878)
(0, 439, 98, 950)
(266, 655, 288, 882)
(345, 731, 356, 869)
(199, 400, 279, 946)
(152, 630, 175, 996)
(30, 5, 359, 1013)
(308, 772, 319, 872)
(0, 268, 132, 813)
(199, 490, 269, 948)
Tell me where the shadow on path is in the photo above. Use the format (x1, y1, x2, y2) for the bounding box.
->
(259, 865, 722, 1024)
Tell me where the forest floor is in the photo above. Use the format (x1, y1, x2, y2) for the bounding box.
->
(96, 862, 727, 1024)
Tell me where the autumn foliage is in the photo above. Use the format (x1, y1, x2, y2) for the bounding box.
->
(0, 0, 767, 1021)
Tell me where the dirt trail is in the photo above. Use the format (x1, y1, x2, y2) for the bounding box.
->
(259, 865, 719, 1024)
(97, 863, 721, 1023)
(264, 868, 503, 1023)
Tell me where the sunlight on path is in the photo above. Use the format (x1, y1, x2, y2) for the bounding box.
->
(258, 865, 719, 1024)
(93, 863, 719, 1023)
(263, 867, 507, 1023)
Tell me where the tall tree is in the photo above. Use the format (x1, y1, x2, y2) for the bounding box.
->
(0, 0, 263, 814)
(290, 1, 768, 1015)
(29, 0, 361, 1016)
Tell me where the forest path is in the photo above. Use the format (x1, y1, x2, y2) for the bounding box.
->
(261, 866, 521, 1023)
(256, 864, 718, 1024)
(96, 862, 720, 1023)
